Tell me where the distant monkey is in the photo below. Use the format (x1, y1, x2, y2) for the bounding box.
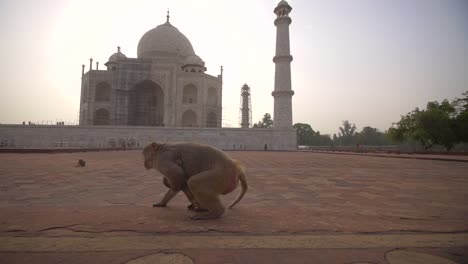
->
(76, 159, 86, 167)
(143, 142, 248, 220)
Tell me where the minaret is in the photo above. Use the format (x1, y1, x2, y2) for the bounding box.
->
(272, 0, 294, 129)
(240, 84, 252, 128)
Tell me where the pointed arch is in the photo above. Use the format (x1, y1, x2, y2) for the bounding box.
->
(94, 108, 110, 125)
(128, 80, 164, 126)
(183, 84, 198, 104)
(182, 110, 197, 127)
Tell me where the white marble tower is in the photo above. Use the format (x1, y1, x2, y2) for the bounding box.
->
(272, 0, 294, 129)
(240, 84, 251, 128)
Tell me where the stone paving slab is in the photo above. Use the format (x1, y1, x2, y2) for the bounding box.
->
(0, 239, 466, 263)
(0, 151, 467, 263)
(2, 233, 468, 251)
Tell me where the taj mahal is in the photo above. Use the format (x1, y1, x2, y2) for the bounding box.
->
(0, 1, 297, 150)
(79, 12, 222, 128)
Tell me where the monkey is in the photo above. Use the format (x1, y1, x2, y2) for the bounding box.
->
(160, 177, 206, 212)
(142, 141, 248, 220)
(76, 159, 86, 167)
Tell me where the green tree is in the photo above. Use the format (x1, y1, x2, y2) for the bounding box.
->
(253, 113, 273, 128)
(337, 120, 357, 146)
(452, 91, 468, 142)
(454, 112, 468, 143)
(422, 100, 457, 150)
(355, 126, 390, 146)
(388, 110, 415, 143)
(293, 123, 314, 145)
(312, 131, 333, 146)
(293, 123, 332, 146)
(332, 134, 338, 145)
(389, 98, 462, 151)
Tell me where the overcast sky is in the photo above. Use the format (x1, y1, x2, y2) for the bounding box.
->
(0, 0, 467, 135)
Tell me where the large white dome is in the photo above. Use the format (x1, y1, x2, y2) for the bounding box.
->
(137, 21, 195, 59)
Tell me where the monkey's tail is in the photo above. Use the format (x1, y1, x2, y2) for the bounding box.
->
(228, 161, 248, 209)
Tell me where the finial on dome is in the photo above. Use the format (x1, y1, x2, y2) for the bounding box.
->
(167, 9, 170, 23)
(117, 46, 121, 53)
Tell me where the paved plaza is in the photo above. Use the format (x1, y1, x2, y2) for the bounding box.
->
(0, 150, 467, 263)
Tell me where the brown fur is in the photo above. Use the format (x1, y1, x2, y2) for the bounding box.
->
(160, 177, 205, 211)
(76, 159, 86, 167)
(142, 142, 248, 220)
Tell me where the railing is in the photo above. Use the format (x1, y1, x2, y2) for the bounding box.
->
(299, 145, 468, 156)
(299, 145, 400, 153)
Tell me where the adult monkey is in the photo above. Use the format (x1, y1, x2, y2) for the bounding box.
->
(143, 142, 248, 220)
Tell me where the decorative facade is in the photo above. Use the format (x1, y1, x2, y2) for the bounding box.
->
(79, 14, 222, 128)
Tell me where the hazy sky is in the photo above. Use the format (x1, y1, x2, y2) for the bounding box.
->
(0, 0, 467, 135)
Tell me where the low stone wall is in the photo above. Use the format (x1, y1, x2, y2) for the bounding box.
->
(0, 125, 297, 151)
(299, 145, 399, 153)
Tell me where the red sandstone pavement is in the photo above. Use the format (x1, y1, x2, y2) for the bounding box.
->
(0, 151, 467, 263)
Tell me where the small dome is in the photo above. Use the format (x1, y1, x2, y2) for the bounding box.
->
(184, 54, 204, 67)
(137, 21, 195, 59)
(107, 47, 127, 63)
(274, 0, 292, 15)
(277, 0, 289, 6)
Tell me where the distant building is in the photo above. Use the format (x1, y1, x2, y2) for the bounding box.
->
(79, 12, 222, 127)
(0, 2, 298, 151)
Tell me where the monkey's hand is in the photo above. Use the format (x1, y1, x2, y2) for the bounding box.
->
(153, 189, 178, 208)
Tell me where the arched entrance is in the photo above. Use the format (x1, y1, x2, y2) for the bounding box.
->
(128, 80, 164, 126)
(183, 84, 197, 104)
(182, 110, 197, 127)
(94, 108, 110, 125)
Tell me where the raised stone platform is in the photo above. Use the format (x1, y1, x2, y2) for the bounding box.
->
(0, 151, 467, 263)
(0, 125, 297, 151)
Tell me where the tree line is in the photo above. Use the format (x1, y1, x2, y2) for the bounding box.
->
(292, 121, 391, 147)
(252, 113, 390, 146)
(388, 91, 467, 151)
(252, 91, 467, 150)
